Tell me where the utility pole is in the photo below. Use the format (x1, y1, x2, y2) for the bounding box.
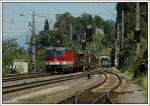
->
(50, 18, 52, 30)
(135, 2, 140, 57)
(115, 39, 118, 67)
(69, 24, 72, 40)
(115, 24, 120, 67)
(121, 10, 124, 49)
(31, 11, 36, 72)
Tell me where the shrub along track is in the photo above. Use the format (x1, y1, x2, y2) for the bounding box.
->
(58, 70, 122, 104)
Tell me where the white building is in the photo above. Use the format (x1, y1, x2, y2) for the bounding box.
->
(13, 59, 28, 73)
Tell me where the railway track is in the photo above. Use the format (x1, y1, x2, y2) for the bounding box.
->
(58, 70, 122, 104)
(2, 70, 100, 95)
(2, 72, 51, 82)
(3, 72, 43, 77)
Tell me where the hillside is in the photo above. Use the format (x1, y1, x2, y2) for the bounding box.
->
(116, 2, 148, 90)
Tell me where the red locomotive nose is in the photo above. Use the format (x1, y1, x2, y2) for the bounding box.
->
(53, 59, 58, 61)
(49, 57, 64, 61)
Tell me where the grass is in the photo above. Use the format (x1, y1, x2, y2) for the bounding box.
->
(142, 75, 148, 90)
(121, 52, 148, 96)
(18, 96, 48, 104)
(135, 74, 148, 97)
(123, 67, 148, 98)
(141, 75, 148, 97)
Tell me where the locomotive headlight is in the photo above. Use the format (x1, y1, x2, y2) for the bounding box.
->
(53, 59, 58, 61)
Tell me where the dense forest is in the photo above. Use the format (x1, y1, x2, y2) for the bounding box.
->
(115, 2, 148, 90)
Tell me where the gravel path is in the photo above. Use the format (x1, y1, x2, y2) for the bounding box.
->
(111, 73, 147, 104)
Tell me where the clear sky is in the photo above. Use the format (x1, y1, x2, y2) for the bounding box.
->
(3, 2, 117, 47)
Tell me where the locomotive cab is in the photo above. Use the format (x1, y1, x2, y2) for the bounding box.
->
(45, 47, 74, 73)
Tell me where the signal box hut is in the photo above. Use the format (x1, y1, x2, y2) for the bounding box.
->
(13, 59, 28, 73)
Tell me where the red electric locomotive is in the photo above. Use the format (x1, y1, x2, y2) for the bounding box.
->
(45, 47, 84, 73)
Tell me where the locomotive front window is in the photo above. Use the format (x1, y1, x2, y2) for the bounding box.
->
(47, 50, 55, 56)
(56, 50, 64, 56)
(47, 50, 64, 56)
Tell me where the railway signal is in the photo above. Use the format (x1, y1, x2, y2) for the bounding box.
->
(81, 40, 86, 50)
(134, 30, 141, 43)
(85, 25, 93, 79)
(86, 25, 93, 42)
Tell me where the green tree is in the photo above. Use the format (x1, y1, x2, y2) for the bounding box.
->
(116, 3, 148, 91)
(44, 19, 49, 31)
(37, 12, 115, 59)
(102, 20, 115, 48)
(54, 12, 74, 39)
(116, 2, 148, 69)
(95, 15, 104, 29)
(2, 39, 30, 74)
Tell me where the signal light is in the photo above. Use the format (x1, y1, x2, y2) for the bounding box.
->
(82, 40, 86, 50)
(86, 25, 93, 42)
(134, 30, 141, 43)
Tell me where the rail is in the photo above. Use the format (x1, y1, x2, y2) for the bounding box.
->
(58, 69, 122, 104)
(2, 70, 101, 95)
(3, 73, 51, 82)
